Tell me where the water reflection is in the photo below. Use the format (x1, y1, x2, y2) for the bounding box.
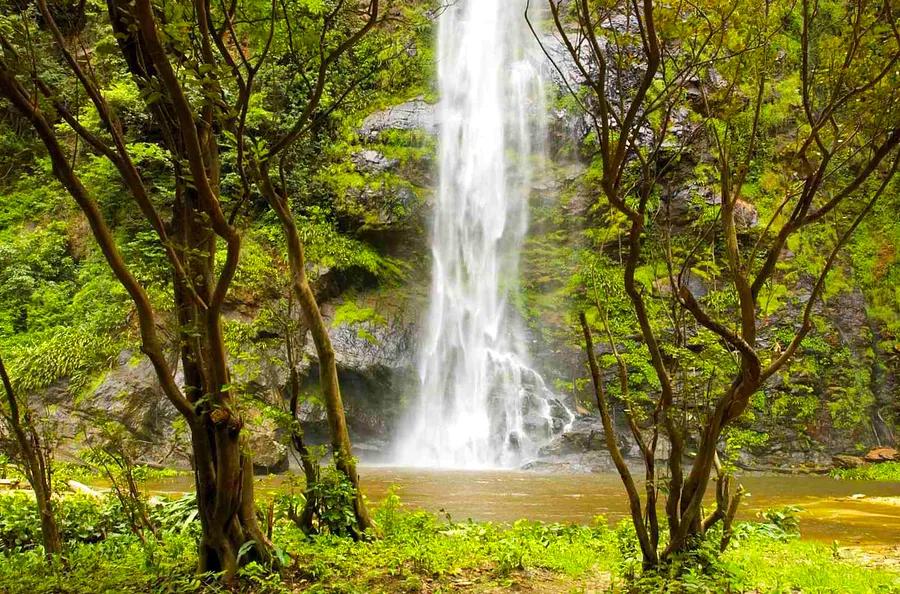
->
(145, 467, 900, 547)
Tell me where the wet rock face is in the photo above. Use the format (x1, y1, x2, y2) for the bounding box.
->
(327, 319, 415, 372)
(525, 417, 643, 473)
(342, 100, 434, 239)
(538, 416, 607, 456)
(36, 350, 290, 473)
(345, 184, 420, 230)
(295, 307, 420, 462)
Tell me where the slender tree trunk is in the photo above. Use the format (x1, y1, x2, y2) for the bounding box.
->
(256, 168, 372, 536)
(284, 320, 321, 534)
(168, 186, 272, 574)
(0, 354, 62, 557)
(580, 313, 657, 567)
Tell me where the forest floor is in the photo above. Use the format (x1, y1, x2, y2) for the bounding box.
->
(314, 566, 616, 593)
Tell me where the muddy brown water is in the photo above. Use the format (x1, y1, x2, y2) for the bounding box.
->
(143, 467, 900, 548)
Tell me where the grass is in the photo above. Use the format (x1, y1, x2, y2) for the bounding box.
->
(726, 539, 900, 593)
(830, 461, 900, 482)
(0, 491, 897, 593)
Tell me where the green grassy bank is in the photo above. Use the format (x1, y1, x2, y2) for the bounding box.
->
(0, 489, 897, 594)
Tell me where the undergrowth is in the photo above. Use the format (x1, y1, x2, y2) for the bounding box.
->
(0, 490, 896, 593)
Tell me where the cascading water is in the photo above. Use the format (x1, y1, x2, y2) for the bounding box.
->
(395, 0, 572, 468)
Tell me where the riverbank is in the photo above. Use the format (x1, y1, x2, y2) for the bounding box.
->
(0, 489, 898, 593)
(130, 466, 900, 548)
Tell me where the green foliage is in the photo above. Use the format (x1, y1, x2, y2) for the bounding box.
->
(281, 466, 360, 537)
(332, 299, 385, 344)
(0, 222, 74, 338)
(723, 427, 769, 464)
(626, 505, 899, 593)
(756, 505, 803, 536)
(0, 493, 128, 551)
(4, 327, 120, 396)
(830, 461, 900, 482)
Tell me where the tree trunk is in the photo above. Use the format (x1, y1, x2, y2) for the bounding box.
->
(287, 353, 321, 534)
(191, 424, 270, 575)
(256, 168, 372, 536)
(169, 186, 272, 575)
(0, 354, 62, 557)
(580, 314, 658, 567)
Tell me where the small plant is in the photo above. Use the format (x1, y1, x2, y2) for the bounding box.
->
(758, 506, 802, 536)
(277, 466, 360, 538)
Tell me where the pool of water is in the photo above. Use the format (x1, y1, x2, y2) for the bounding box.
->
(144, 466, 900, 547)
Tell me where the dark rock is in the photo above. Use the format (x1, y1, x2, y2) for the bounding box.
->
(539, 416, 606, 456)
(525, 414, 648, 473)
(345, 184, 421, 230)
(521, 451, 620, 474)
(297, 304, 419, 459)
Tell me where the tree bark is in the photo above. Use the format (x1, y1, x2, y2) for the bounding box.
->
(283, 312, 322, 534)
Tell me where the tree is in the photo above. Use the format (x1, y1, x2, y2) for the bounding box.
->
(246, 0, 385, 538)
(542, 0, 899, 567)
(0, 0, 271, 575)
(0, 0, 410, 570)
(0, 352, 61, 557)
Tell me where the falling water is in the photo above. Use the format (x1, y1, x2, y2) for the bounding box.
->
(395, 0, 571, 468)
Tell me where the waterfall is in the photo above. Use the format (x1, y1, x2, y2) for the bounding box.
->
(395, 0, 571, 468)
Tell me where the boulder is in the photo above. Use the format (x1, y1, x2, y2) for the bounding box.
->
(864, 447, 898, 463)
(527, 414, 648, 473)
(245, 414, 289, 475)
(539, 416, 606, 456)
(832, 454, 866, 469)
(359, 97, 438, 140)
(352, 149, 399, 173)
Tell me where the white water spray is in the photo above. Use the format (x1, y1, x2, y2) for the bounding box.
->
(395, 0, 571, 468)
